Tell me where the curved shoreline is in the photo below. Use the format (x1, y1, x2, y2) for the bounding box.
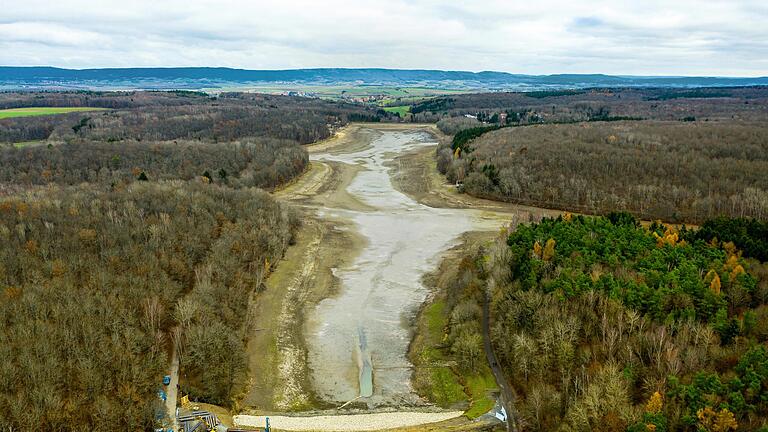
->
(242, 123, 513, 431)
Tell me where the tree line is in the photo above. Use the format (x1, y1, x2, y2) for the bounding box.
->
(435, 213, 768, 431)
(416, 86, 768, 124)
(437, 121, 768, 223)
(0, 137, 307, 189)
(0, 91, 394, 144)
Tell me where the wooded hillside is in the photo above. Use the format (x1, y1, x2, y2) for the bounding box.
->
(0, 182, 298, 430)
(0, 138, 307, 189)
(439, 214, 768, 431)
(419, 87, 768, 125)
(0, 91, 391, 144)
(438, 121, 768, 223)
(0, 90, 331, 429)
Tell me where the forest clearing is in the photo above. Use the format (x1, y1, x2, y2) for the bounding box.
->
(0, 106, 108, 119)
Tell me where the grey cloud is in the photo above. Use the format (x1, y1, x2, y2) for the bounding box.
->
(571, 17, 604, 28)
(0, 0, 766, 76)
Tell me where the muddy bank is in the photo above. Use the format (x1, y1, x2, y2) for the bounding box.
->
(408, 232, 503, 422)
(276, 160, 373, 212)
(305, 124, 374, 155)
(307, 123, 440, 155)
(244, 214, 365, 411)
(245, 127, 390, 412)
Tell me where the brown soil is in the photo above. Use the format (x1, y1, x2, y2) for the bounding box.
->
(275, 160, 373, 212)
(244, 214, 364, 411)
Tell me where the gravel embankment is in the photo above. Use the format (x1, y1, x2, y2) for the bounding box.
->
(233, 411, 464, 431)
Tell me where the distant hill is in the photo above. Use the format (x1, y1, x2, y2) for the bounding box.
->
(1, 67, 767, 91)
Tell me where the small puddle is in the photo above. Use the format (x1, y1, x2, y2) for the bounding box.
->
(306, 128, 500, 407)
(357, 327, 373, 398)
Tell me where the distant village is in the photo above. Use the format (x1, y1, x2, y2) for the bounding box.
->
(281, 90, 390, 104)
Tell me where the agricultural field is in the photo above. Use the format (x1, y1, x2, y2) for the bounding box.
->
(382, 105, 411, 117)
(0, 106, 108, 119)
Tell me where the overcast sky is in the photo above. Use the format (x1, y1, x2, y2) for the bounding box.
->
(1, 0, 766, 76)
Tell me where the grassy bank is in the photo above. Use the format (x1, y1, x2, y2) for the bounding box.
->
(410, 233, 497, 419)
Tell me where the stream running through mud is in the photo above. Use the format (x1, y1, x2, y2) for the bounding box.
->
(305, 128, 500, 407)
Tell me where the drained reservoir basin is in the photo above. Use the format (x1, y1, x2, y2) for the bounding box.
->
(305, 128, 499, 407)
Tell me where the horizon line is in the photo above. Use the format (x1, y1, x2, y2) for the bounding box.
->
(1, 66, 767, 80)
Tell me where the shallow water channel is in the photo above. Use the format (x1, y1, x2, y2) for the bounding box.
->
(305, 128, 500, 407)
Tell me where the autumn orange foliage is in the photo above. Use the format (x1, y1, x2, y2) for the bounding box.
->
(697, 406, 738, 432)
(533, 241, 542, 258)
(645, 391, 663, 414)
(543, 238, 556, 261)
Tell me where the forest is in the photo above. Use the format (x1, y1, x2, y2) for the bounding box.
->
(0, 182, 299, 430)
(0, 91, 391, 144)
(434, 213, 768, 431)
(436, 121, 768, 223)
(417, 86, 768, 125)
(0, 138, 307, 189)
(0, 90, 338, 429)
(693, 218, 768, 262)
(0, 90, 381, 193)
